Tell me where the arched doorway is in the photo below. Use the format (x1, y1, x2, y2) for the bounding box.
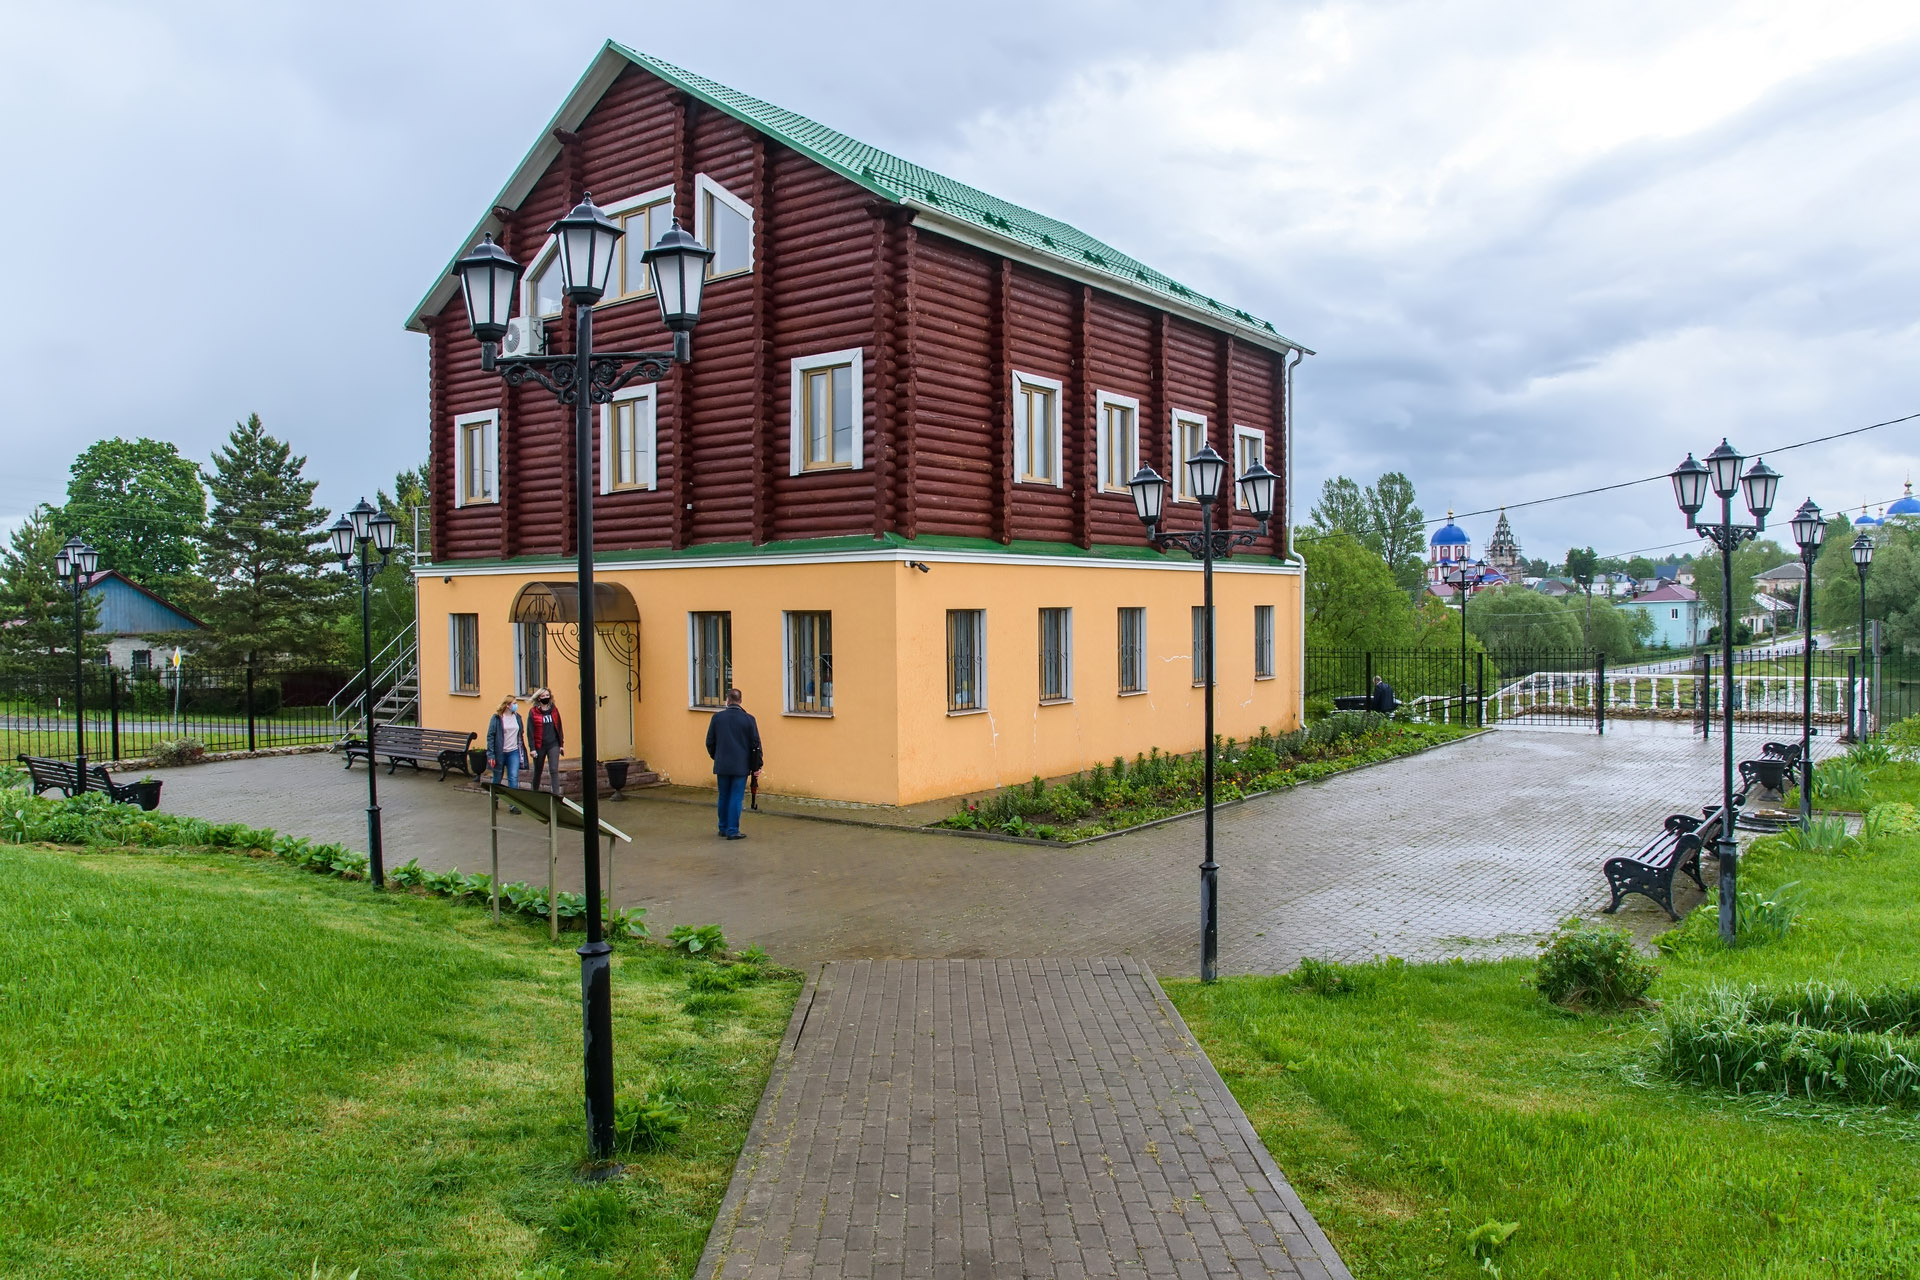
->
(509, 582, 641, 762)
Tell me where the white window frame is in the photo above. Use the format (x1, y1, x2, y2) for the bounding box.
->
(687, 611, 733, 711)
(1038, 607, 1073, 704)
(789, 348, 865, 474)
(449, 613, 481, 695)
(599, 384, 658, 493)
(946, 609, 988, 714)
(523, 235, 563, 320)
(1254, 605, 1275, 680)
(452, 410, 499, 508)
(1233, 426, 1267, 510)
(694, 173, 755, 280)
(1095, 391, 1141, 494)
(602, 184, 675, 302)
(783, 610, 834, 716)
(1012, 371, 1065, 487)
(1118, 607, 1147, 696)
(1171, 411, 1209, 503)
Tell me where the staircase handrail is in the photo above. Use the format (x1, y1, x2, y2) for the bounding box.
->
(329, 629, 418, 726)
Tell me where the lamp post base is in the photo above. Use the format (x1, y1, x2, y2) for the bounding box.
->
(366, 803, 384, 887)
(579, 939, 617, 1160)
(1199, 858, 1219, 983)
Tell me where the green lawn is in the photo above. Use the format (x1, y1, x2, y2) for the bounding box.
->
(0, 843, 798, 1279)
(1170, 804, 1920, 1278)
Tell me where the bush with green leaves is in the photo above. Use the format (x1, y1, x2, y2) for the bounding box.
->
(1866, 801, 1920, 839)
(151, 738, 207, 768)
(1289, 955, 1405, 996)
(1533, 919, 1658, 1011)
(668, 923, 727, 956)
(613, 1088, 687, 1152)
(1812, 759, 1869, 808)
(1883, 713, 1920, 762)
(1776, 815, 1859, 858)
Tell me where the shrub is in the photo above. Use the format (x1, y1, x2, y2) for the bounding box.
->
(1776, 816, 1859, 858)
(1812, 760, 1868, 808)
(1847, 738, 1892, 767)
(668, 923, 726, 956)
(1884, 713, 1920, 762)
(613, 1088, 687, 1152)
(1865, 802, 1920, 840)
(151, 738, 207, 768)
(686, 963, 758, 993)
(1533, 919, 1657, 1011)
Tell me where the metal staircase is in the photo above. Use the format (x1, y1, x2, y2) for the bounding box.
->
(329, 631, 420, 736)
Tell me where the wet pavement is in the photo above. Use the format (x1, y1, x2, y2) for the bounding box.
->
(140, 724, 1837, 974)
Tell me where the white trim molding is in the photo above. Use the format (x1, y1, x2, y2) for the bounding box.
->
(599, 384, 659, 493)
(452, 409, 500, 508)
(1094, 390, 1141, 493)
(1012, 370, 1066, 487)
(1232, 424, 1266, 509)
(694, 173, 755, 280)
(602, 183, 675, 303)
(789, 347, 866, 474)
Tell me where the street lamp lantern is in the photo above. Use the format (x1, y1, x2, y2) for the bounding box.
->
(551, 193, 624, 303)
(1789, 499, 1825, 553)
(370, 510, 399, 554)
(348, 496, 377, 542)
(328, 515, 355, 559)
(1237, 459, 1278, 524)
(54, 545, 71, 579)
(1741, 457, 1780, 526)
(1185, 443, 1229, 505)
(1670, 454, 1710, 522)
(643, 221, 715, 334)
(1128, 466, 1169, 528)
(53, 535, 98, 795)
(1852, 532, 1874, 568)
(453, 233, 522, 343)
(1704, 438, 1745, 498)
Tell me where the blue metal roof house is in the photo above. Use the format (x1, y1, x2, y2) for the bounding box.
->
(82, 571, 204, 670)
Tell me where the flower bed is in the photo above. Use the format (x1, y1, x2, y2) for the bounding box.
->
(934, 712, 1470, 841)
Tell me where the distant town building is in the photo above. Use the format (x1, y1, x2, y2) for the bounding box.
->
(1425, 510, 1507, 599)
(1485, 508, 1521, 574)
(1618, 581, 1701, 649)
(80, 571, 203, 670)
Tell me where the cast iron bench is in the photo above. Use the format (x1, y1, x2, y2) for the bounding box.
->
(1601, 800, 1739, 920)
(1738, 740, 1806, 800)
(341, 726, 477, 781)
(1332, 695, 1372, 712)
(16, 753, 141, 805)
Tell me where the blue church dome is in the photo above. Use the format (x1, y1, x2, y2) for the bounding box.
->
(1888, 481, 1920, 518)
(1855, 509, 1883, 527)
(1430, 511, 1471, 547)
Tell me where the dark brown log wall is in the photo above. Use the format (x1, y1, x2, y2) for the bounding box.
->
(427, 63, 1292, 562)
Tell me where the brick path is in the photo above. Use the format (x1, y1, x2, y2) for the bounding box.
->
(146, 724, 1835, 974)
(697, 958, 1351, 1280)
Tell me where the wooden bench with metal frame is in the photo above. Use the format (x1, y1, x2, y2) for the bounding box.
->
(16, 753, 141, 804)
(340, 725, 477, 781)
(1601, 800, 1740, 921)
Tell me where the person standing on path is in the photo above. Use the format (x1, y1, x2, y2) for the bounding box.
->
(526, 688, 564, 794)
(705, 687, 762, 840)
(486, 695, 529, 813)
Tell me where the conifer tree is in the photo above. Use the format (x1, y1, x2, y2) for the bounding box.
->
(197, 414, 337, 665)
(0, 505, 103, 678)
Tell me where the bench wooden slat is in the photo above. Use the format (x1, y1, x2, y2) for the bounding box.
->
(341, 726, 477, 782)
(16, 754, 139, 805)
(1601, 802, 1737, 920)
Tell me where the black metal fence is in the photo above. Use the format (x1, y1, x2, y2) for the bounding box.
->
(0, 664, 353, 765)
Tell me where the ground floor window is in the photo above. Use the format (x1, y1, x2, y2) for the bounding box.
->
(1038, 608, 1072, 703)
(1191, 605, 1213, 686)
(690, 612, 732, 708)
(1254, 605, 1275, 679)
(1118, 607, 1146, 694)
(131, 649, 152, 674)
(785, 611, 833, 714)
(450, 614, 480, 693)
(516, 621, 547, 693)
(947, 610, 987, 712)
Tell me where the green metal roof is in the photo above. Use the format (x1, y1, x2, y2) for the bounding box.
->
(609, 44, 1302, 351)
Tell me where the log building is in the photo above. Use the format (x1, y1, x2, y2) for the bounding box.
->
(406, 42, 1311, 805)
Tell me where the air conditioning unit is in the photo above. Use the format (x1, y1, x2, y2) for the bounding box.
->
(499, 316, 545, 359)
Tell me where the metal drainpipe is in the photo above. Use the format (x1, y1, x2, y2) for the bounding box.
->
(1283, 348, 1306, 728)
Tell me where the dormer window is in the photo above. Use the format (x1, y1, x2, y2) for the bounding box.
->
(696, 174, 754, 279)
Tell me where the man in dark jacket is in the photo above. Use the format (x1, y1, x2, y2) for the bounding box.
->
(1370, 676, 1399, 715)
(705, 688, 762, 840)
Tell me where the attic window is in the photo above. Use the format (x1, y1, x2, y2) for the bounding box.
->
(695, 174, 753, 279)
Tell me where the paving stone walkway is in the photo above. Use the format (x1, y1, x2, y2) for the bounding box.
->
(697, 958, 1350, 1280)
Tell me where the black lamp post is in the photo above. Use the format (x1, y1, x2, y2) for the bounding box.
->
(331, 500, 400, 888)
(53, 536, 100, 793)
(1670, 440, 1780, 944)
(1852, 531, 1874, 738)
(453, 195, 712, 1161)
(1128, 449, 1278, 983)
(1442, 557, 1489, 725)
(1788, 500, 1825, 827)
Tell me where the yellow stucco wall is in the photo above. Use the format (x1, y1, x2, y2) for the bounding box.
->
(416, 553, 1302, 806)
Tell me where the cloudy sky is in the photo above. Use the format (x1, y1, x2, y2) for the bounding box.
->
(3, 0, 1915, 564)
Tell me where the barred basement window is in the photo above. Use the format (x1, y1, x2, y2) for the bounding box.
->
(450, 614, 480, 694)
(947, 610, 987, 712)
(786, 611, 834, 714)
(1191, 605, 1214, 687)
(1038, 608, 1072, 703)
(1254, 605, 1275, 679)
(1118, 607, 1146, 694)
(690, 612, 733, 709)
